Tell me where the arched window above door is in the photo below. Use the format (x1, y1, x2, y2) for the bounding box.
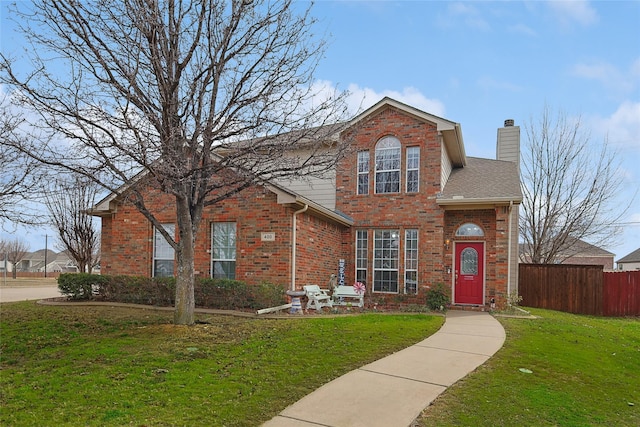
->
(455, 223, 484, 237)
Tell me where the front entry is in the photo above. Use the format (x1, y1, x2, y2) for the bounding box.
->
(454, 242, 484, 305)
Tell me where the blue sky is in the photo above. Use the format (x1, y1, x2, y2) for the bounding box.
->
(1, 0, 639, 261)
(307, 0, 640, 260)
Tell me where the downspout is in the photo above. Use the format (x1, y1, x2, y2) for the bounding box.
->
(507, 200, 513, 299)
(291, 204, 309, 291)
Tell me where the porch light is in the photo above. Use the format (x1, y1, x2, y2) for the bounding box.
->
(445, 239, 450, 250)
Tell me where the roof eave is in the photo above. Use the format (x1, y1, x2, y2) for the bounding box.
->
(437, 196, 523, 209)
(266, 184, 353, 227)
(442, 124, 466, 167)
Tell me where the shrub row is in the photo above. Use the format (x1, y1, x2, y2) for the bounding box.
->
(57, 274, 287, 310)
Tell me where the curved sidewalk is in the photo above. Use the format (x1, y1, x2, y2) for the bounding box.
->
(263, 310, 505, 427)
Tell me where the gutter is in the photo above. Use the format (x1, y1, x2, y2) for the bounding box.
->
(290, 204, 308, 291)
(507, 200, 513, 299)
(437, 196, 523, 206)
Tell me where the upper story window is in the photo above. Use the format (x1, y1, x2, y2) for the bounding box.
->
(406, 146, 420, 193)
(455, 223, 484, 237)
(375, 136, 401, 194)
(357, 151, 369, 195)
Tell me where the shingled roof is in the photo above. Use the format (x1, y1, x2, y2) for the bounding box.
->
(618, 247, 640, 263)
(437, 157, 522, 206)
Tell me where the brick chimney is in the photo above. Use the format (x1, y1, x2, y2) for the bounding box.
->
(496, 119, 520, 171)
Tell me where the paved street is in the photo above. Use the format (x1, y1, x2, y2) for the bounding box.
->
(0, 285, 63, 303)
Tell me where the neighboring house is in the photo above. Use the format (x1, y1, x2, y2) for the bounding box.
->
(617, 248, 640, 271)
(519, 239, 615, 270)
(0, 257, 13, 273)
(41, 252, 79, 273)
(17, 249, 58, 272)
(15, 250, 78, 273)
(561, 240, 615, 270)
(91, 97, 522, 308)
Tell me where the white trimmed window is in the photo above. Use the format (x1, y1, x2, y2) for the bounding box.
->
(212, 222, 236, 279)
(375, 136, 401, 194)
(404, 229, 418, 294)
(153, 224, 175, 277)
(455, 223, 484, 237)
(406, 147, 420, 193)
(355, 230, 368, 285)
(357, 151, 369, 195)
(373, 229, 399, 293)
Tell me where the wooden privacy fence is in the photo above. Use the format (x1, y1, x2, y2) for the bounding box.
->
(4, 272, 62, 279)
(519, 264, 640, 317)
(603, 271, 640, 316)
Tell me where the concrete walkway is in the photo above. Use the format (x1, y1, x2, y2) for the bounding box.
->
(263, 311, 505, 427)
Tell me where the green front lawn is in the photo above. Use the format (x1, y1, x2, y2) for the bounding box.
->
(2, 303, 637, 426)
(0, 302, 443, 426)
(419, 308, 640, 426)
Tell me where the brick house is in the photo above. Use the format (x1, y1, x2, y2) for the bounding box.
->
(616, 248, 640, 271)
(519, 238, 615, 270)
(92, 97, 522, 308)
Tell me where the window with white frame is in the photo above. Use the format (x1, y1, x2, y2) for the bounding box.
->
(373, 229, 399, 292)
(355, 230, 368, 285)
(153, 224, 175, 277)
(406, 146, 420, 193)
(212, 222, 236, 279)
(375, 136, 401, 194)
(357, 151, 369, 195)
(455, 223, 484, 237)
(404, 229, 418, 294)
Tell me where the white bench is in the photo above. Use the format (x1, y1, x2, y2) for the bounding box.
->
(303, 285, 334, 311)
(332, 286, 364, 308)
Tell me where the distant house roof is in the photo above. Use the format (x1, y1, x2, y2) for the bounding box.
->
(564, 239, 615, 257)
(618, 248, 640, 263)
(23, 249, 58, 262)
(519, 239, 614, 260)
(438, 157, 522, 207)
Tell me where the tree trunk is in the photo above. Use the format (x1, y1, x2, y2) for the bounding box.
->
(174, 198, 196, 325)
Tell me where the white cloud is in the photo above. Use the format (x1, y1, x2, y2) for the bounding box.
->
(345, 84, 446, 117)
(571, 60, 638, 94)
(437, 2, 491, 31)
(548, 0, 598, 27)
(591, 101, 640, 149)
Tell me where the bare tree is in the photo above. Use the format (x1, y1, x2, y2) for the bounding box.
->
(1, 0, 350, 324)
(45, 176, 100, 274)
(6, 238, 30, 279)
(0, 94, 43, 225)
(519, 106, 629, 264)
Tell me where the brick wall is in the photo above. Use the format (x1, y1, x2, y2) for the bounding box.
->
(295, 214, 347, 287)
(336, 106, 446, 304)
(101, 184, 346, 290)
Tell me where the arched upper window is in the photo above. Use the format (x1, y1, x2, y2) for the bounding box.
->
(455, 223, 484, 237)
(375, 136, 401, 194)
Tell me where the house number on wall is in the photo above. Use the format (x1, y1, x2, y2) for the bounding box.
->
(261, 232, 276, 242)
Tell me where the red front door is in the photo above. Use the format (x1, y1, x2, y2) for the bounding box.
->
(454, 242, 484, 305)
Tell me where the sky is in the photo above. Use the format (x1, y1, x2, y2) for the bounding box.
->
(1, 0, 639, 262)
